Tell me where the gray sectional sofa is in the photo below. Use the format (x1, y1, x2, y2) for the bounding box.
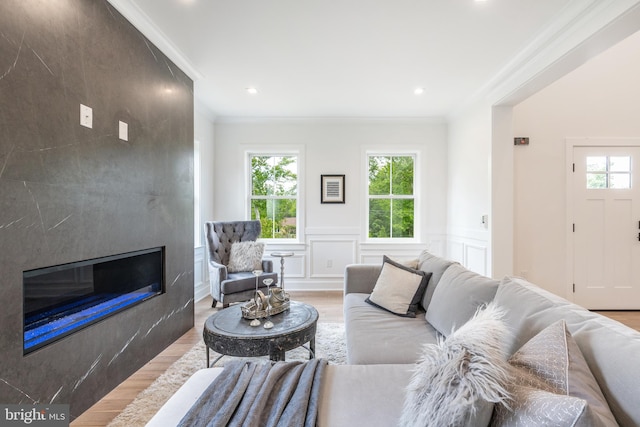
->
(330, 250, 640, 426)
(149, 250, 640, 426)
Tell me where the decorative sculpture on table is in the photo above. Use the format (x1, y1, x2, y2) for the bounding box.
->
(242, 274, 290, 324)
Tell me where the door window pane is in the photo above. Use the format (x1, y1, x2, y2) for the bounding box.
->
(610, 174, 631, 189)
(586, 155, 632, 189)
(587, 173, 607, 189)
(610, 156, 630, 172)
(587, 157, 606, 172)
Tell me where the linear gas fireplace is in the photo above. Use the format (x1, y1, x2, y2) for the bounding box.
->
(23, 247, 165, 354)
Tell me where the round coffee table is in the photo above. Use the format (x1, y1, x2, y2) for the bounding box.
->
(203, 301, 318, 366)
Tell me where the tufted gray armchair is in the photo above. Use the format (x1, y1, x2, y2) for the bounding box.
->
(204, 220, 278, 308)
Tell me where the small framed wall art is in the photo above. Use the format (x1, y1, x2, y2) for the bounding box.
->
(321, 174, 345, 204)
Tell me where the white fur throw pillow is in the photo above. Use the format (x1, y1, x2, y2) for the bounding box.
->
(226, 241, 265, 273)
(400, 302, 512, 427)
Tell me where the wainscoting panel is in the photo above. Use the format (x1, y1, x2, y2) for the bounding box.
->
(447, 231, 489, 276)
(361, 252, 420, 265)
(256, 234, 446, 290)
(309, 239, 357, 278)
(359, 240, 439, 265)
(194, 246, 209, 301)
(265, 254, 306, 280)
(424, 238, 446, 258)
(448, 241, 465, 264)
(465, 244, 488, 276)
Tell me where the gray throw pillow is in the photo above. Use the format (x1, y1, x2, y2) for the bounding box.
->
(425, 263, 499, 336)
(227, 241, 265, 273)
(491, 320, 618, 427)
(400, 302, 511, 427)
(365, 256, 430, 318)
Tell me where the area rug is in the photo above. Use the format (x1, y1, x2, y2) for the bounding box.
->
(107, 322, 346, 427)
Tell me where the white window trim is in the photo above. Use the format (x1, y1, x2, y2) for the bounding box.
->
(362, 148, 421, 243)
(244, 145, 305, 244)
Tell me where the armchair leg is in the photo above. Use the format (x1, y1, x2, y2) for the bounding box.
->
(223, 303, 230, 308)
(211, 298, 217, 308)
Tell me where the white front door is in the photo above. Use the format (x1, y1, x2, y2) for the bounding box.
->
(572, 145, 640, 309)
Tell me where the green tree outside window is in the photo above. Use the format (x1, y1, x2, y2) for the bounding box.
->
(368, 155, 415, 238)
(250, 155, 298, 239)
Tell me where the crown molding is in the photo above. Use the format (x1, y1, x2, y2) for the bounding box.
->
(449, 0, 640, 119)
(194, 98, 217, 123)
(106, 0, 203, 81)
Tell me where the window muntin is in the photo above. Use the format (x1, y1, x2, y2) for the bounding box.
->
(586, 156, 631, 189)
(250, 155, 298, 239)
(368, 155, 415, 238)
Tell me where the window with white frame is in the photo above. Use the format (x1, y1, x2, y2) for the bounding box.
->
(367, 154, 415, 239)
(249, 154, 298, 239)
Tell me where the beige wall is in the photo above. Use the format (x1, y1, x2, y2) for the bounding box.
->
(513, 30, 640, 297)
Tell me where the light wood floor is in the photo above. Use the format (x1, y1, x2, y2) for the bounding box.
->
(71, 291, 638, 426)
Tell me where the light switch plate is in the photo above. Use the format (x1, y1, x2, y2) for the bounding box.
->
(80, 104, 92, 128)
(118, 121, 128, 141)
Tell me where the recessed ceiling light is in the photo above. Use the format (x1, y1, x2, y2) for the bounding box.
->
(414, 87, 425, 95)
(246, 87, 258, 95)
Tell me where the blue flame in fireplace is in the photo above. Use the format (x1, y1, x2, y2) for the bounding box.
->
(23, 247, 164, 354)
(24, 288, 157, 352)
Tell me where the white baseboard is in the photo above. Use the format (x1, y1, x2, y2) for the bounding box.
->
(194, 282, 209, 302)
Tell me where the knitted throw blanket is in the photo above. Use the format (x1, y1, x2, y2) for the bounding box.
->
(178, 359, 327, 427)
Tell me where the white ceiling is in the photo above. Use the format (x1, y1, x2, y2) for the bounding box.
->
(114, 0, 619, 118)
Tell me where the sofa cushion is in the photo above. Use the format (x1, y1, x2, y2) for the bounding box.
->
(417, 250, 457, 310)
(150, 364, 415, 427)
(227, 241, 265, 273)
(220, 271, 278, 293)
(492, 319, 618, 426)
(317, 364, 414, 427)
(344, 293, 440, 364)
(495, 277, 640, 426)
(147, 368, 224, 427)
(425, 263, 500, 336)
(365, 256, 431, 318)
(400, 303, 511, 427)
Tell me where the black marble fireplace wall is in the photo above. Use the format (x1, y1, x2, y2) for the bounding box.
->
(0, 0, 194, 418)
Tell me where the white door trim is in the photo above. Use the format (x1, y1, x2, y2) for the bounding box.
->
(565, 137, 640, 303)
